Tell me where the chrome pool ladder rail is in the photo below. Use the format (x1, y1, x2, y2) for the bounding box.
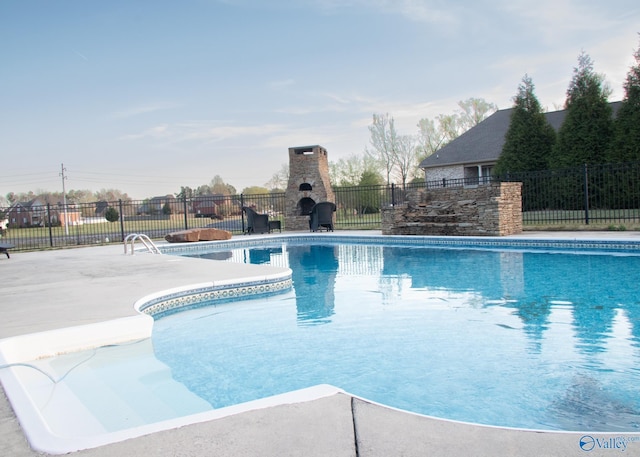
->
(124, 233, 162, 255)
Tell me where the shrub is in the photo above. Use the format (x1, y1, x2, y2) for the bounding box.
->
(105, 207, 120, 222)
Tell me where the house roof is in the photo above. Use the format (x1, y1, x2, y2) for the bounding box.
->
(419, 101, 622, 169)
(9, 199, 45, 211)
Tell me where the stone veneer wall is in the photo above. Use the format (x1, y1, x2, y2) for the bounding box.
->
(424, 164, 464, 182)
(381, 182, 522, 236)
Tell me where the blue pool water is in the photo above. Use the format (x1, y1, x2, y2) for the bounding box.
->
(151, 241, 640, 432)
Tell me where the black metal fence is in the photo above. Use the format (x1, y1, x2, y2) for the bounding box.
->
(0, 193, 286, 251)
(425, 162, 640, 226)
(498, 162, 640, 226)
(2, 162, 639, 251)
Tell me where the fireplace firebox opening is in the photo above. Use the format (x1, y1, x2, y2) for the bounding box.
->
(298, 197, 315, 215)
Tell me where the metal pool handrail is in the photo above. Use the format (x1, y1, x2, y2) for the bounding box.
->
(123, 233, 162, 255)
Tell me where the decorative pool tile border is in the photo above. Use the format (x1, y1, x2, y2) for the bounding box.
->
(137, 276, 293, 319)
(159, 233, 640, 255)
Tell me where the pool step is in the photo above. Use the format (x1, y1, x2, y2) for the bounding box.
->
(32, 340, 211, 436)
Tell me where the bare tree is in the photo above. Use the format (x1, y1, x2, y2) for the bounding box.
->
(417, 97, 497, 161)
(417, 118, 446, 158)
(330, 154, 365, 186)
(265, 164, 289, 191)
(94, 188, 131, 202)
(456, 98, 498, 132)
(393, 134, 419, 189)
(366, 113, 400, 185)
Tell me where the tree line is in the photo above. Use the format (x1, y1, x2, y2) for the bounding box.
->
(495, 43, 640, 175)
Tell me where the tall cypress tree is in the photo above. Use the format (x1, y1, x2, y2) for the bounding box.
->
(608, 39, 640, 163)
(549, 52, 613, 169)
(494, 75, 556, 175)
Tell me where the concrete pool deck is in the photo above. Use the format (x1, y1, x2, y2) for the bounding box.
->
(2, 231, 640, 456)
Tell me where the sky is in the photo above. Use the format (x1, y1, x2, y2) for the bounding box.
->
(1, 0, 639, 200)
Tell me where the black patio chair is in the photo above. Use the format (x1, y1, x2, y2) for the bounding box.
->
(0, 243, 14, 259)
(242, 206, 270, 234)
(309, 202, 336, 232)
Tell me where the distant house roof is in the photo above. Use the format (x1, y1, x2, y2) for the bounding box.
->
(419, 101, 622, 169)
(10, 198, 46, 211)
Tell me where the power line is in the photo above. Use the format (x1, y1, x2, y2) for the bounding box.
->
(0, 172, 57, 179)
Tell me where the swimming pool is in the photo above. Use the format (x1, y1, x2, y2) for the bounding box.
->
(161, 240, 640, 432)
(2, 234, 640, 453)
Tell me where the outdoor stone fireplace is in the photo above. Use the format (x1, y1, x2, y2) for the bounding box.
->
(284, 145, 335, 231)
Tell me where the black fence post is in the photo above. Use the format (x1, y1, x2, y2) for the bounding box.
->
(240, 194, 245, 233)
(47, 203, 54, 247)
(118, 199, 125, 241)
(442, 178, 446, 188)
(391, 183, 396, 206)
(183, 196, 188, 230)
(583, 163, 590, 225)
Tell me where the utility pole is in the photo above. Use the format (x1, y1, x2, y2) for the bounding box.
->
(60, 163, 69, 235)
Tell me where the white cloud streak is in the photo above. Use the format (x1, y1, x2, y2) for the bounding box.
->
(120, 121, 289, 143)
(111, 102, 179, 119)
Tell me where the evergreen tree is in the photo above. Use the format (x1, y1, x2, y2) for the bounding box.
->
(550, 52, 613, 169)
(104, 207, 119, 222)
(608, 39, 640, 163)
(356, 169, 384, 215)
(494, 75, 556, 175)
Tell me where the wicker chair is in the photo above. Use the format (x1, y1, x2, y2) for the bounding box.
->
(309, 202, 336, 232)
(242, 206, 269, 234)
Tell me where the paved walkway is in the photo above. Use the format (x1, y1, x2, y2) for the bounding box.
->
(1, 232, 640, 456)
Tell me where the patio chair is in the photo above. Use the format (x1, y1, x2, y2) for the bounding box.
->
(242, 206, 269, 234)
(0, 243, 14, 259)
(309, 202, 336, 232)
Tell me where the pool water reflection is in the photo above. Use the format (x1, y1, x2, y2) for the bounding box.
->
(162, 242, 640, 431)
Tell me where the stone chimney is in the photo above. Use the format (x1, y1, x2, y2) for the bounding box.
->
(284, 145, 334, 231)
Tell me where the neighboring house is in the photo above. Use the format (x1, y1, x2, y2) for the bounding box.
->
(138, 195, 178, 215)
(6, 199, 47, 227)
(6, 198, 82, 227)
(192, 195, 219, 218)
(50, 208, 82, 226)
(419, 102, 622, 184)
(95, 201, 109, 217)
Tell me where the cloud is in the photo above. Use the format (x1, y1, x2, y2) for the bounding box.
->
(111, 102, 179, 119)
(310, 0, 460, 25)
(273, 91, 370, 115)
(268, 78, 296, 89)
(499, 1, 640, 45)
(119, 121, 289, 143)
(73, 50, 89, 61)
(119, 124, 170, 141)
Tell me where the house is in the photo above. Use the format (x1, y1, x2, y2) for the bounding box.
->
(6, 198, 82, 227)
(138, 195, 178, 215)
(419, 102, 622, 184)
(191, 194, 231, 218)
(94, 201, 109, 217)
(6, 199, 47, 227)
(192, 195, 219, 218)
(51, 207, 82, 226)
